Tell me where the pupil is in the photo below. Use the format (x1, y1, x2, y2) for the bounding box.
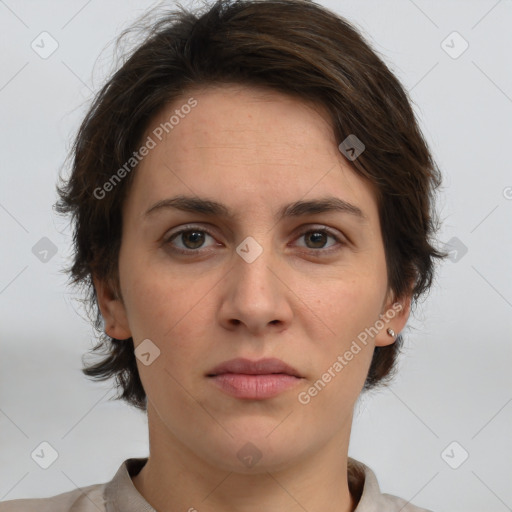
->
(184, 231, 204, 249)
(307, 232, 326, 248)
(180, 231, 326, 250)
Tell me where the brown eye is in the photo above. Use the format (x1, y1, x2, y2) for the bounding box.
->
(164, 225, 345, 257)
(295, 228, 343, 252)
(303, 231, 330, 249)
(165, 227, 217, 253)
(178, 230, 207, 249)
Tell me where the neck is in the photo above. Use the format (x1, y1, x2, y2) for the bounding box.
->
(132, 405, 358, 512)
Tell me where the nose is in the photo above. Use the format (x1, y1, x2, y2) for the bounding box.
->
(217, 238, 294, 335)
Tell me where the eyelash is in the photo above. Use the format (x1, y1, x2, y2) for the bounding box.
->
(163, 225, 346, 256)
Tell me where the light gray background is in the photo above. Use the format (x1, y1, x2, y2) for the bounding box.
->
(1, 1, 511, 511)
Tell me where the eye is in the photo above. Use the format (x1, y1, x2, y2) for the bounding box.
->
(163, 225, 346, 256)
(164, 226, 219, 253)
(293, 227, 344, 253)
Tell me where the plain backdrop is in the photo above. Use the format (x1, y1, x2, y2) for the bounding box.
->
(0, 1, 511, 511)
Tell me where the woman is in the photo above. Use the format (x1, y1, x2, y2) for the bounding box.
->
(0, 0, 445, 510)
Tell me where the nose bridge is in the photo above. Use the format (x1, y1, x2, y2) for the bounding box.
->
(220, 232, 291, 330)
(233, 234, 277, 295)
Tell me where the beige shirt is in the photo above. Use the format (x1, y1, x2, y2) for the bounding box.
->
(0, 457, 433, 511)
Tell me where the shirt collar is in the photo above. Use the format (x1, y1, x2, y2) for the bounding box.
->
(104, 456, 380, 511)
(104, 458, 155, 512)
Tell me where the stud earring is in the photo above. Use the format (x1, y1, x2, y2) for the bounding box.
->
(386, 328, 396, 338)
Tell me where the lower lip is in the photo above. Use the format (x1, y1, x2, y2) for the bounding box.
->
(208, 373, 302, 399)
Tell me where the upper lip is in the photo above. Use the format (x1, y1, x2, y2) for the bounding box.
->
(207, 358, 302, 378)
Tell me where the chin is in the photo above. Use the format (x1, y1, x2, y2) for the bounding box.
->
(194, 428, 304, 474)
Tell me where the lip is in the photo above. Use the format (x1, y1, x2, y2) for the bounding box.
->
(206, 358, 303, 400)
(207, 357, 302, 378)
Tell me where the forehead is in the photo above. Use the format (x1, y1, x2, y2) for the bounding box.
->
(125, 84, 378, 223)
(153, 83, 337, 161)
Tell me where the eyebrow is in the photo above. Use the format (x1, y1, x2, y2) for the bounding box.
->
(144, 195, 367, 222)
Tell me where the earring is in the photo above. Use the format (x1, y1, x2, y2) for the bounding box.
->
(386, 328, 396, 338)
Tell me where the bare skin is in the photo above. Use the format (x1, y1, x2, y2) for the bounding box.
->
(95, 84, 411, 512)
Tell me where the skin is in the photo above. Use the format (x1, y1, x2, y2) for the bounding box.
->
(95, 84, 412, 512)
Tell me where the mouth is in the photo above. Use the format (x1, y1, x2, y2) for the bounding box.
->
(206, 357, 302, 378)
(206, 358, 303, 400)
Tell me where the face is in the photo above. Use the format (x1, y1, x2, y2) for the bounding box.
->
(96, 84, 410, 473)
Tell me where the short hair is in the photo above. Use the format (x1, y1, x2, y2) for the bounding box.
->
(56, 0, 446, 411)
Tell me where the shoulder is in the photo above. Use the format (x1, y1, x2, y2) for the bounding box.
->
(0, 457, 147, 512)
(379, 492, 434, 512)
(0, 482, 107, 512)
(349, 457, 434, 512)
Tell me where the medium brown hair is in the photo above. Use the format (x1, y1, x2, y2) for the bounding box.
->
(56, 0, 446, 411)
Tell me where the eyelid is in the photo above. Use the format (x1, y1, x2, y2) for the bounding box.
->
(291, 225, 347, 253)
(163, 224, 219, 251)
(163, 223, 347, 254)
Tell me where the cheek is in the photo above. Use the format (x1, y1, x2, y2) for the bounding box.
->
(119, 239, 175, 333)
(319, 271, 386, 334)
(306, 271, 386, 387)
(305, 285, 380, 408)
(119, 253, 215, 366)
(121, 270, 210, 404)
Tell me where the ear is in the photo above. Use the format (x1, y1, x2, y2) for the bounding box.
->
(93, 275, 132, 340)
(374, 288, 412, 348)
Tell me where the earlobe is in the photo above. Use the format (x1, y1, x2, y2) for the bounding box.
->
(374, 294, 412, 347)
(93, 275, 132, 340)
